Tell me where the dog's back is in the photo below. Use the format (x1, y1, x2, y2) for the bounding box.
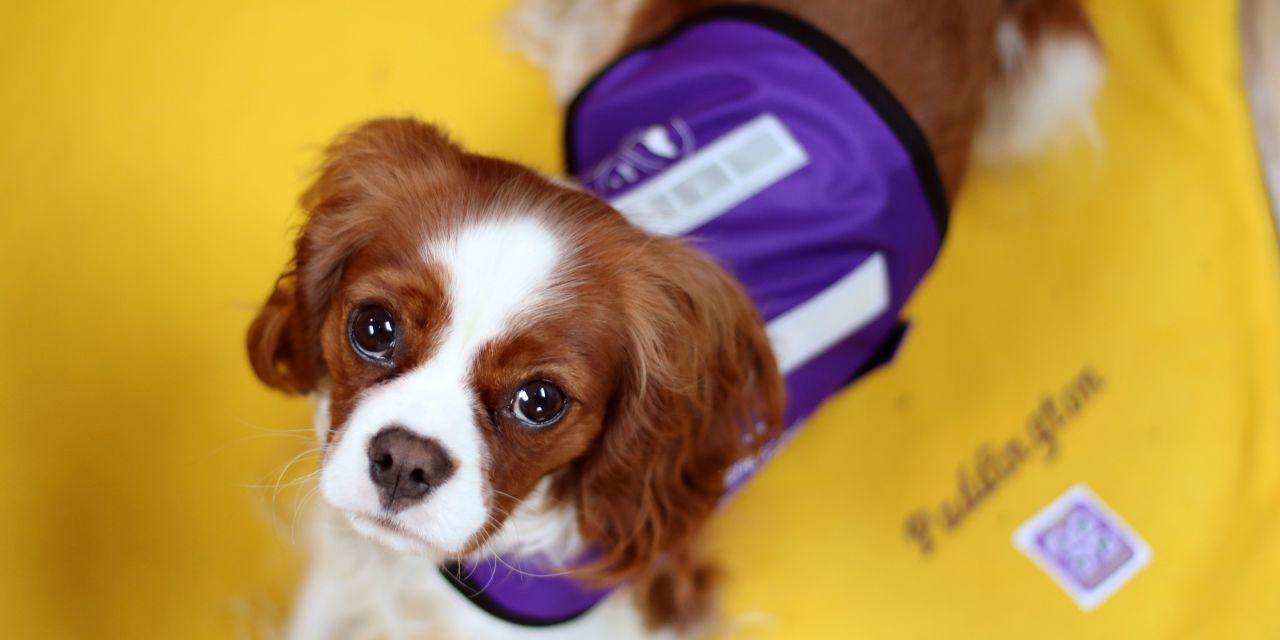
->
(512, 0, 1103, 194)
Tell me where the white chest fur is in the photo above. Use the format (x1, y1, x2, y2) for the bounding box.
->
(287, 504, 677, 640)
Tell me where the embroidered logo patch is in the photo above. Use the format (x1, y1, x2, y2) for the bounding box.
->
(583, 118, 696, 196)
(1013, 484, 1151, 611)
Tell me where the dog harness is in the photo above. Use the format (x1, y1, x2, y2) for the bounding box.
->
(439, 6, 948, 625)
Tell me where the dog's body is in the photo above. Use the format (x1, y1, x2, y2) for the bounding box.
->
(253, 2, 1103, 638)
(511, 0, 1103, 193)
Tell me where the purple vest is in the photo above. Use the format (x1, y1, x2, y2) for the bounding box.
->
(439, 6, 947, 625)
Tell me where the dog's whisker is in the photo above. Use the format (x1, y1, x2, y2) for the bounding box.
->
(289, 484, 322, 547)
(241, 469, 321, 491)
(200, 423, 317, 465)
(269, 447, 325, 505)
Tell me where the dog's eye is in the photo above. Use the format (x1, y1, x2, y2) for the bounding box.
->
(349, 305, 397, 361)
(511, 380, 567, 427)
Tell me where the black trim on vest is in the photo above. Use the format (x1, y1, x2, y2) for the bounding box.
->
(438, 561, 597, 627)
(563, 4, 951, 239)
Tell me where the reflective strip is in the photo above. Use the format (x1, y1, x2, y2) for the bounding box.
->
(608, 113, 889, 374)
(767, 252, 890, 374)
(724, 255, 890, 489)
(610, 113, 809, 236)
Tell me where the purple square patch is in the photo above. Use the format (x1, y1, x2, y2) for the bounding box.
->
(1014, 485, 1151, 611)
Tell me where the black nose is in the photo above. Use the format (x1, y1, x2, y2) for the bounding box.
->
(367, 427, 455, 511)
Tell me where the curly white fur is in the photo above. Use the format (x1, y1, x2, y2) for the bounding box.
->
(975, 17, 1105, 161)
(504, 0, 644, 103)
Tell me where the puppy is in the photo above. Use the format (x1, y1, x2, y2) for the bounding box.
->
(248, 1, 1102, 638)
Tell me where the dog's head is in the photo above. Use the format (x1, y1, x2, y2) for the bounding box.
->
(248, 118, 782, 581)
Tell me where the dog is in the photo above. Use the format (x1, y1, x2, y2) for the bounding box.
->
(247, 1, 1103, 637)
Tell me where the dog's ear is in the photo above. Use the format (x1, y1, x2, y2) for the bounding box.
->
(246, 118, 460, 394)
(247, 275, 314, 394)
(570, 235, 785, 616)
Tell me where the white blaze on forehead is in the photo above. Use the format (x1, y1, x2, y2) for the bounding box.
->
(427, 216, 565, 349)
(320, 215, 567, 554)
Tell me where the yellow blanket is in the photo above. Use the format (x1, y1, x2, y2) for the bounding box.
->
(0, 0, 1274, 637)
(713, 1, 1280, 637)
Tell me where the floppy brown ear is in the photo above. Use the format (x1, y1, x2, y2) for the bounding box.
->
(246, 117, 462, 394)
(571, 236, 785, 625)
(247, 275, 315, 394)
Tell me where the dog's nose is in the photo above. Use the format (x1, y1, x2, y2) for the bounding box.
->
(367, 427, 455, 511)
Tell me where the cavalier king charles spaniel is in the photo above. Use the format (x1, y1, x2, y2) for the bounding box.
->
(248, 1, 1102, 637)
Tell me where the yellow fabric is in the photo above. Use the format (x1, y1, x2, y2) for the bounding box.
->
(0, 1, 1275, 639)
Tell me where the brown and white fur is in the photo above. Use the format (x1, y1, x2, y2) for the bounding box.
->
(250, 1, 1103, 638)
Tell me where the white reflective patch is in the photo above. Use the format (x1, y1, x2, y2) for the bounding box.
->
(609, 114, 889, 374)
(766, 252, 890, 374)
(610, 113, 809, 236)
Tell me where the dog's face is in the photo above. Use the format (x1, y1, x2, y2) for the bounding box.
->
(248, 119, 782, 577)
(311, 214, 624, 556)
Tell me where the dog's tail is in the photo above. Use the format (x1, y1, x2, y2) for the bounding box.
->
(504, 0, 644, 103)
(975, 0, 1105, 161)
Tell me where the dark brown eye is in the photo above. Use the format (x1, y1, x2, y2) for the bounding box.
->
(511, 380, 567, 427)
(349, 305, 397, 361)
